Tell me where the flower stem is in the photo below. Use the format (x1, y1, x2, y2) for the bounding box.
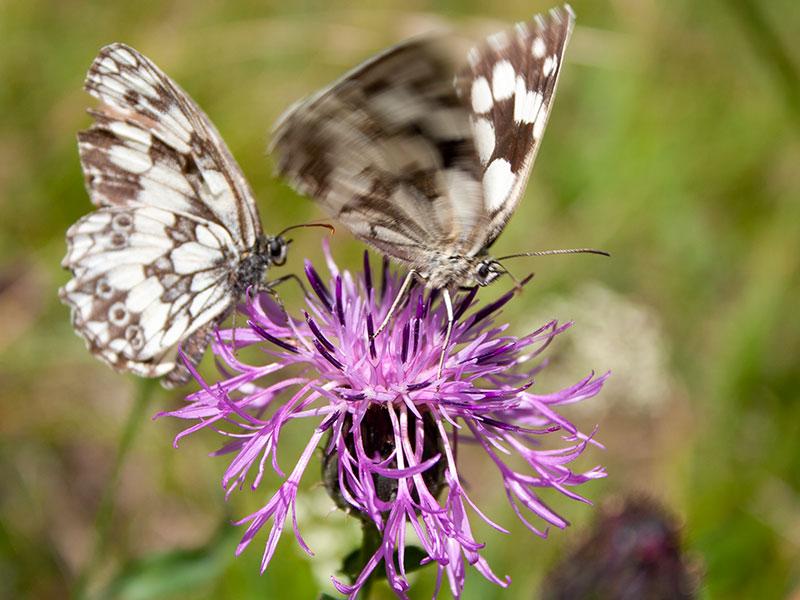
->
(357, 521, 383, 599)
(72, 377, 158, 600)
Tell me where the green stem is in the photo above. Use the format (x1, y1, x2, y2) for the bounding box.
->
(72, 377, 158, 600)
(357, 521, 383, 600)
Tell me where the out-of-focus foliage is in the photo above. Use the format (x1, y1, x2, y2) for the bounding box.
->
(1, 0, 798, 598)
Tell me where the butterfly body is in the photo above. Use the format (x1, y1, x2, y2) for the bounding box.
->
(272, 5, 575, 295)
(61, 43, 286, 387)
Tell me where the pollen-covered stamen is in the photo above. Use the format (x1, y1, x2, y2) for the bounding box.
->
(304, 261, 332, 312)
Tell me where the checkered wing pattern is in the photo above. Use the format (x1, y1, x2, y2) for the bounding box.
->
(61, 44, 279, 387)
(455, 5, 575, 246)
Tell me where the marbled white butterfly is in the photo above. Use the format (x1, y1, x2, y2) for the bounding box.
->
(271, 5, 603, 374)
(60, 43, 291, 388)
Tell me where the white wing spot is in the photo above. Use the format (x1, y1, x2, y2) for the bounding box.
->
(470, 77, 493, 114)
(483, 158, 514, 212)
(195, 224, 221, 249)
(473, 118, 496, 165)
(109, 121, 151, 147)
(542, 55, 557, 77)
(513, 76, 544, 124)
(466, 47, 480, 68)
(107, 264, 145, 291)
(190, 272, 217, 293)
(532, 37, 547, 59)
(487, 31, 510, 51)
(85, 320, 110, 345)
(202, 170, 229, 198)
(99, 56, 119, 73)
(99, 74, 128, 96)
(139, 300, 171, 344)
(108, 144, 152, 174)
(160, 315, 189, 350)
(127, 276, 165, 312)
(189, 286, 216, 317)
(514, 21, 530, 38)
(113, 48, 139, 67)
(168, 105, 193, 136)
(171, 242, 220, 274)
(492, 60, 516, 101)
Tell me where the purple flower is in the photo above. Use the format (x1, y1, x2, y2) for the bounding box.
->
(162, 241, 608, 599)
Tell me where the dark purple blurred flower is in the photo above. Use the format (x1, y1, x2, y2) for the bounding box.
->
(162, 241, 607, 599)
(540, 495, 700, 600)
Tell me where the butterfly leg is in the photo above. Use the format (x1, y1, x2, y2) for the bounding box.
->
(229, 283, 294, 359)
(437, 288, 454, 380)
(265, 273, 312, 301)
(373, 269, 417, 338)
(256, 283, 292, 328)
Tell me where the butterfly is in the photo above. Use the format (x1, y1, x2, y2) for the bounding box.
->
(271, 5, 601, 374)
(60, 43, 293, 388)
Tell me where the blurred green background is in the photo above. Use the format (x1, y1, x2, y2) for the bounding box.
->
(1, 0, 799, 598)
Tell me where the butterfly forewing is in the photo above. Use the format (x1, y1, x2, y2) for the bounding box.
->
(272, 5, 575, 291)
(272, 38, 488, 271)
(79, 44, 262, 246)
(61, 43, 277, 387)
(454, 5, 575, 246)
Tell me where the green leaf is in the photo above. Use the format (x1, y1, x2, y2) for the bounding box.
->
(99, 526, 237, 600)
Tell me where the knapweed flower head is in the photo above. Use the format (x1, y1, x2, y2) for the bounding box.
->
(163, 240, 608, 599)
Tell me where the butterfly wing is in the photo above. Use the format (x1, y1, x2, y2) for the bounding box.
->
(61, 205, 241, 385)
(61, 44, 265, 387)
(454, 5, 575, 247)
(79, 43, 262, 246)
(271, 39, 488, 273)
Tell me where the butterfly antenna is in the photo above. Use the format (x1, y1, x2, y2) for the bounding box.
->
(494, 261, 526, 294)
(497, 248, 611, 260)
(276, 222, 335, 239)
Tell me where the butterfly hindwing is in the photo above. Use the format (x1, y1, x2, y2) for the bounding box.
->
(454, 5, 575, 246)
(62, 44, 277, 387)
(62, 204, 240, 379)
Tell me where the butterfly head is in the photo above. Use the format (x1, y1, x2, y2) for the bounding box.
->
(474, 258, 506, 287)
(265, 235, 290, 266)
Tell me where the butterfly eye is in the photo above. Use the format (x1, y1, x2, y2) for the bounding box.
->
(476, 262, 492, 283)
(269, 238, 287, 262)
